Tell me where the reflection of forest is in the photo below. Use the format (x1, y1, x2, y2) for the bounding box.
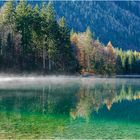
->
(70, 83, 140, 120)
(0, 83, 79, 115)
(0, 81, 140, 120)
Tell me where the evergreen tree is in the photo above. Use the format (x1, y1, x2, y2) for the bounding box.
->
(46, 2, 58, 71)
(15, 0, 33, 69)
(58, 17, 78, 72)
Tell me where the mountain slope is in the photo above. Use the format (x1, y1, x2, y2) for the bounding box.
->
(0, 1, 140, 50)
(52, 1, 140, 50)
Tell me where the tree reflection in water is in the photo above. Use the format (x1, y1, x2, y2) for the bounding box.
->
(70, 80, 140, 120)
(0, 78, 140, 121)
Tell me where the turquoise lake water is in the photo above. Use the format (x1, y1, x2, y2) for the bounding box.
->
(0, 77, 140, 139)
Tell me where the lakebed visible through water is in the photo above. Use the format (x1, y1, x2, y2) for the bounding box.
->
(0, 76, 140, 139)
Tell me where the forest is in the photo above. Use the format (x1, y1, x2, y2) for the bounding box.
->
(0, 0, 140, 75)
(25, 1, 140, 51)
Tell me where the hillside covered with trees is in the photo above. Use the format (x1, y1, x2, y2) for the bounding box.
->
(0, 1, 140, 51)
(52, 1, 140, 51)
(0, 1, 140, 75)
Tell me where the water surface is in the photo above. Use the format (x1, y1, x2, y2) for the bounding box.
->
(0, 77, 140, 139)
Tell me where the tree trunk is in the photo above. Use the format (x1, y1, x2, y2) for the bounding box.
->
(48, 57, 51, 71)
(43, 46, 46, 70)
(87, 54, 90, 71)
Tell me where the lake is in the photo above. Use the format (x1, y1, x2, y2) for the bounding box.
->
(0, 76, 140, 139)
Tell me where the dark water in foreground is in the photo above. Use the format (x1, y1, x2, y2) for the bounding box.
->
(0, 77, 140, 139)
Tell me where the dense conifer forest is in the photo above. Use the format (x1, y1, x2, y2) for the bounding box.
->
(52, 1, 140, 51)
(0, 0, 140, 75)
(13, 1, 140, 51)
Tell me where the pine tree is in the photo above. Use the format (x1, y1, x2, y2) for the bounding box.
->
(127, 50, 133, 73)
(15, 0, 33, 69)
(0, 0, 15, 27)
(58, 17, 78, 72)
(46, 2, 58, 71)
(5, 33, 13, 67)
(0, 0, 15, 68)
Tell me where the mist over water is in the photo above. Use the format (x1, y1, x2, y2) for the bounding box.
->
(0, 74, 139, 87)
(0, 75, 140, 138)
